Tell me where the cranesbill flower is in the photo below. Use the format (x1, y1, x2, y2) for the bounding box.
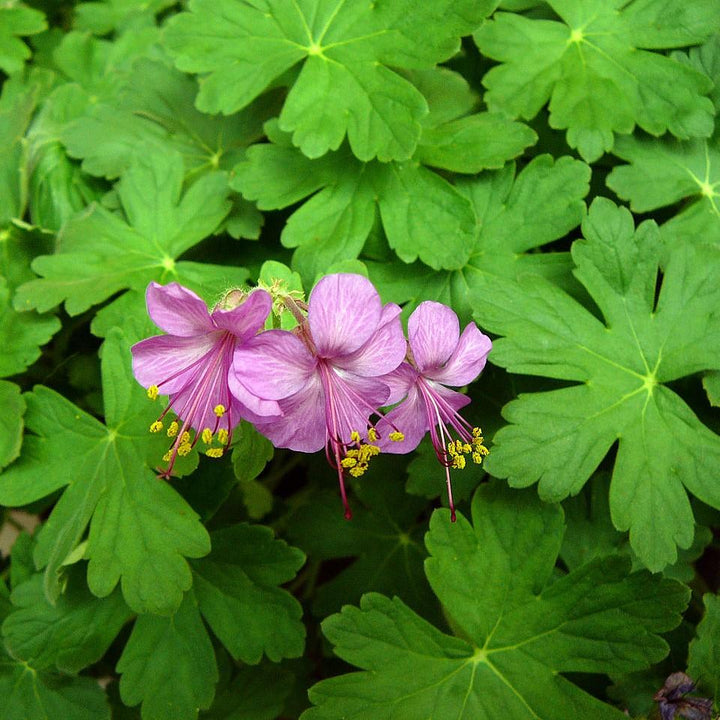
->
(230, 273, 407, 518)
(132, 282, 278, 477)
(378, 301, 492, 520)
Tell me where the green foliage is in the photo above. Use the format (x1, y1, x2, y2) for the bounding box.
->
(0, 3, 47, 76)
(478, 198, 720, 571)
(303, 484, 689, 719)
(688, 594, 720, 703)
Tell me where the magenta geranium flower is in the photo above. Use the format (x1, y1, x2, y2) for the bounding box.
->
(229, 273, 407, 518)
(378, 301, 492, 520)
(132, 282, 278, 477)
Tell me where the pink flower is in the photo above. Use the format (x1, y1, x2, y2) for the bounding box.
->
(230, 273, 407, 518)
(378, 301, 492, 520)
(131, 282, 278, 477)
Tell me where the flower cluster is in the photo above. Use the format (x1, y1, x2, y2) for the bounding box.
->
(132, 274, 492, 518)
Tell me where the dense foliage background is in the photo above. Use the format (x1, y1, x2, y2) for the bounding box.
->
(1, 0, 720, 717)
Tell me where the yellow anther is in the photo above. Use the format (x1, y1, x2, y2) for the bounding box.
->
(349, 461, 369, 477)
(367, 428, 378, 442)
(472, 452, 483, 464)
(214, 404, 226, 417)
(472, 427, 482, 437)
(462, 443, 472, 454)
(350, 430, 361, 443)
(206, 448, 224, 458)
(366, 444, 380, 457)
(147, 385, 159, 400)
(150, 421, 163, 433)
(178, 443, 192, 457)
(180, 431, 191, 444)
(389, 431, 404, 442)
(163, 451, 172, 462)
(202, 428, 213, 445)
(341, 457, 358, 468)
(346, 448, 360, 459)
(217, 429, 229, 445)
(167, 421, 179, 437)
(447, 442, 457, 456)
(452, 455, 466, 469)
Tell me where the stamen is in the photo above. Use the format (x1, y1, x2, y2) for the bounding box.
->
(206, 448, 224, 458)
(367, 427, 378, 442)
(167, 421, 179, 437)
(149, 420, 163, 433)
(389, 431, 404, 442)
(177, 442, 192, 457)
(201, 428, 213, 444)
(214, 404, 226, 417)
(147, 385, 159, 400)
(217, 429, 229, 445)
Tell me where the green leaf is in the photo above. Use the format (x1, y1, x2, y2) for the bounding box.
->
(191, 524, 305, 664)
(477, 198, 720, 571)
(0, 381, 25, 470)
(117, 591, 218, 720)
(166, 0, 495, 161)
(15, 148, 231, 315)
(0, 648, 111, 720)
(303, 484, 688, 720)
(475, 1, 717, 161)
(367, 154, 589, 323)
(703, 370, 720, 406)
(74, 0, 177, 34)
(688, 593, 720, 702)
(0, 329, 210, 614)
(607, 134, 720, 247)
(288, 464, 436, 619)
(2, 567, 131, 674)
(677, 32, 720, 113)
(0, 4, 47, 76)
(231, 422, 274, 519)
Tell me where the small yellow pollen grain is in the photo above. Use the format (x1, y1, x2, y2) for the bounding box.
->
(472, 452, 483, 464)
(349, 461, 368, 477)
(389, 431, 404, 442)
(147, 385, 159, 400)
(367, 428, 378, 442)
(149, 420, 163, 433)
(167, 421, 179, 438)
(202, 428, 213, 445)
(346, 448, 359, 459)
(366, 444, 380, 457)
(463, 443, 472, 454)
(180, 431, 191, 444)
(163, 451, 173, 462)
(206, 448, 224, 458)
(350, 430, 361, 443)
(452, 455, 466, 470)
(214, 404, 226, 417)
(178, 443, 192, 457)
(341, 457, 358, 468)
(217, 429, 229, 445)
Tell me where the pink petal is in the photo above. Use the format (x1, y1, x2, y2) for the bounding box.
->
(131, 333, 217, 394)
(334, 303, 407, 377)
(425, 324, 492, 387)
(380, 362, 418, 405)
(226, 378, 282, 421)
(376, 385, 427, 453)
(230, 330, 315, 401)
(309, 274, 381, 358)
(145, 282, 214, 337)
(254, 375, 327, 453)
(211, 289, 272, 340)
(408, 301, 460, 372)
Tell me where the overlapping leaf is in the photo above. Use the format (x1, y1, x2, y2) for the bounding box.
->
(0, 3, 46, 75)
(15, 148, 232, 316)
(477, 198, 720, 571)
(688, 594, 720, 703)
(0, 329, 211, 614)
(367, 153, 589, 322)
(303, 483, 689, 719)
(166, 0, 497, 161)
(475, 0, 718, 161)
(74, 0, 177, 34)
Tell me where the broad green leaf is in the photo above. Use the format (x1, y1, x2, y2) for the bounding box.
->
(117, 591, 218, 720)
(475, 1, 717, 161)
(678, 32, 720, 113)
(0, 329, 210, 614)
(231, 422, 274, 519)
(61, 57, 278, 189)
(2, 567, 131, 673)
(303, 484, 689, 719)
(688, 593, 720, 702)
(0, 382, 24, 470)
(704, 370, 720, 406)
(15, 148, 231, 315)
(607, 134, 720, 247)
(0, 647, 111, 720)
(202, 665, 294, 720)
(288, 465, 436, 619)
(74, 0, 177, 34)
(0, 4, 47, 76)
(367, 154, 589, 323)
(477, 198, 720, 571)
(191, 524, 305, 664)
(166, 0, 496, 161)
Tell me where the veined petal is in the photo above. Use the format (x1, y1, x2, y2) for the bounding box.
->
(211, 289, 272, 340)
(425, 324, 492, 387)
(376, 385, 427, 453)
(380, 362, 418, 405)
(226, 379, 282, 421)
(309, 273, 381, 358)
(230, 330, 315, 401)
(254, 374, 327, 453)
(146, 282, 214, 337)
(335, 303, 406, 377)
(131, 333, 217, 394)
(408, 301, 460, 372)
